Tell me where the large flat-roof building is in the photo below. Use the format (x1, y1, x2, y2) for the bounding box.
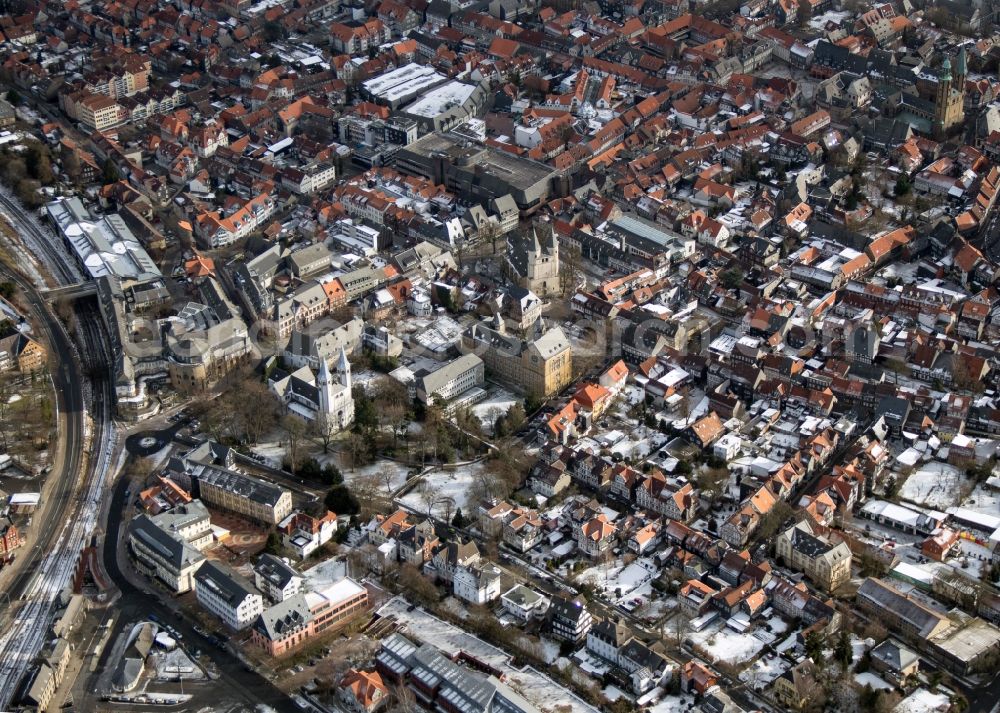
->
(376, 633, 541, 713)
(394, 132, 561, 214)
(401, 80, 489, 132)
(413, 353, 485, 409)
(45, 197, 162, 288)
(251, 577, 369, 656)
(363, 63, 448, 110)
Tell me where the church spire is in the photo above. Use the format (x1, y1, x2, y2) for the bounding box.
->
(336, 347, 352, 389)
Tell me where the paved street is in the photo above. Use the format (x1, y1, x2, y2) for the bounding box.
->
(82, 469, 299, 713)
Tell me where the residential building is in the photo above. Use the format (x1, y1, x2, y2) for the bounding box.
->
(774, 520, 852, 592)
(127, 514, 206, 594)
(587, 617, 631, 662)
(254, 554, 304, 603)
(0, 332, 46, 372)
(279, 511, 338, 559)
(339, 669, 389, 713)
(548, 595, 593, 643)
(195, 561, 264, 631)
(578, 515, 616, 558)
(453, 563, 502, 604)
(501, 585, 550, 622)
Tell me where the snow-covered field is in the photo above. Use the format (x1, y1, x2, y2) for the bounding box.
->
(894, 688, 951, 713)
(751, 614, 790, 646)
(341, 459, 412, 493)
(399, 462, 488, 517)
(608, 431, 669, 460)
(250, 439, 286, 468)
(472, 389, 519, 435)
(898, 462, 967, 509)
(688, 621, 766, 665)
(635, 596, 676, 624)
(578, 557, 657, 604)
(378, 597, 600, 713)
(959, 483, 1000, 516)
(352, 368, 383, 392)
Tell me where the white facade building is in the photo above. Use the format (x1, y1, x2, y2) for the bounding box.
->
(195, 561, 264, 630)
(453, 563, 502, 605)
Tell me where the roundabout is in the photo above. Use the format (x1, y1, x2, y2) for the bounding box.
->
(124, 422, 184, 457)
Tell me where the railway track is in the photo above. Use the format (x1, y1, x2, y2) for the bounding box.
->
(0, 192, 116, 707)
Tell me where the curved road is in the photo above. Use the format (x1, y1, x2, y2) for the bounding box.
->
(0, 263, 85, 603)
(100, 474, 299, 712)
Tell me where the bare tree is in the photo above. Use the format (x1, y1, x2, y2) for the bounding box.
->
(441, 496, 456, 525)
(308, 413, 337, 454)
(237, 377, 281, 445)
(346, 431, 371, 471)
(398, 564, 440, 607)
(479, 220, 502, 256)
(388, 683, 418, 713)
(282, 414, 308, 473)
(698, 467, 729, 505)
(419, 480, 441, 519)
(378, 463, 398, 495)
(353, 470, 383, 518)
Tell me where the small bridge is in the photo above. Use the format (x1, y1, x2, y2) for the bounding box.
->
(42, 282, 97, 300)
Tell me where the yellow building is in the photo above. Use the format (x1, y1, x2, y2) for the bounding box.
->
(935, 49, 966, 137)
(774, 520, 852, 592)
(196, 467, 293, 526)
(462, 320, 572, 399)
(0, 332, 46, 372)
(77, 93, 126, 131)
(773, 660, 818, 710)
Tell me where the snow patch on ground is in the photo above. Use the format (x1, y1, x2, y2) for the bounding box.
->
(398, 462, 487, 517)
(340, 459, 412, 493)
(648, 693, 697, 713)
(855, 672, 893, 691)
(894, 688, 951, 713)
(898, 462, 967, 509)
(739, 654, 790, 690)
(578, 558, 657, 604)
(808, 9, 851, 30)
(688, 621, 765, 665)
(471, 389, 519, 435)
(960, 483, 1000, 516)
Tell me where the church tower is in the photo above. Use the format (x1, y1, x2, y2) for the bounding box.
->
(317, 357, 338, 416)
(934, 52, 966, 138)
(934, 57, 952, 132)
(524, 224, 560, 296)
(336, 346, 352, 390)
